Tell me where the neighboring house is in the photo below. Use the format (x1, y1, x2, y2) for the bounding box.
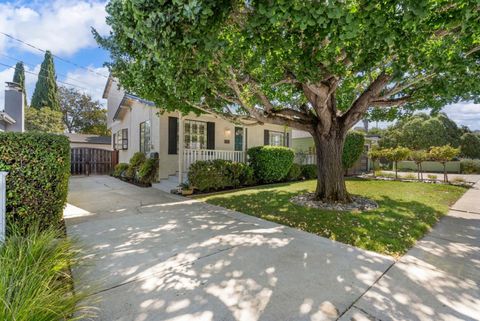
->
(0, 82, 24, 133)
(65, 133, 112, 150)
(104, 77, 292, 183)
(291, 129, 375, 174)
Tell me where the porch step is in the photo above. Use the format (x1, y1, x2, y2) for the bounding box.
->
(152, 173, 182, 193)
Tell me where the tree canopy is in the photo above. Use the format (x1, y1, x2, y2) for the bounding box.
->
(30, 51, 60, 111)
(59, 86, 110, 136)
(25, 107, 64, 133)
(96, 0, 480, 202)
(12, 62, 27, 107)
(379, 113, 465, 149)
(460, 132, 480, 159)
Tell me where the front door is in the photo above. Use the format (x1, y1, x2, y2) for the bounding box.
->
(234, 127, 244, 151)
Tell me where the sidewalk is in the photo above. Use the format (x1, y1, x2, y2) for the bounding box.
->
(339, 181, 480, 321)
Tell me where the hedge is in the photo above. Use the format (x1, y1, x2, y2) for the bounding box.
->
(461, 159, 480, 174)
(188, 160, 254, 192)
(343, 131, 365, 171)
(247, 146, 294, 183)
(301, 164, 317, 180)
(0, 132, 70, 232)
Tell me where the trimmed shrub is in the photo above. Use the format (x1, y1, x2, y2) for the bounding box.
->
(113, 163, 129, 177)
(0, 132, 70, 232)
(286, 163, 302, 181)
(247, 146, 294, 183)
(138, 158, 159, 183)
(343, 131, 365, 172)
(461, 159, 480, 174)
(227, 162, 256, 188)
(301, 164, 317, 180)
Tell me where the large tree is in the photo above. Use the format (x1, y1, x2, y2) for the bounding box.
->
(12, 62, 28, 106)
(30, 51, 60, 110)
(96, 0, 480, 202)
(25, 107, 64, 133)
(59, 86, 110, 136)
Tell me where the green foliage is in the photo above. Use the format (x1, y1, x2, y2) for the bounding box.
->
(379, 113, 463, 149)
(25, 107, 64, 133)
(427, 174, 438, 180)
(429, 145, 460, 163)
(12, 62, 27, 106)
(0, 132, 70, 232)
(301, 164, 318, 180)
(247, 146, 294, 183)
(129, 152, 146, 168)
(385, 147, 411, 162)
(188, 160, 254, 192)
(460, 133, 480, 159)
(138, 158, 159, 183)
(342, 131, 365, 170)
(30, 51, 60, 111)
(0, 226, 90, 321)
(286, 163, 302, 181)
(410, 150, 429, 164)
(460, 159, 480, 174)
(59, 86, 110, 135)
(113, 163, 129, 177)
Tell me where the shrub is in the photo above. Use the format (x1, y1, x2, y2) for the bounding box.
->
(427, 174, 438, 180)
(461, 159, 480, 174)
(376, 171, 396, 178)
(451, 177, 466, 184)
(286, 163, 302, 181)
(343, 131, 365, 173)
(301, 164, 317, 180)
(227, 162, 256, 188)
(138, 158, 159, 183)
(247, 146, 294, 183)
(403, 173, 417, 180)
(113, 163, 129, 177)
(0, 226, 90, 320)
(0, 132, 70, 232)
(460, 133, 480, 159)
(129, 152, 146, 169)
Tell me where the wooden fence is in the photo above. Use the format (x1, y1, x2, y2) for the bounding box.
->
(71, 148, 118, 175)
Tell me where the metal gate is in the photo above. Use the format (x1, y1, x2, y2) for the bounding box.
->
(71, 148, 118, 175)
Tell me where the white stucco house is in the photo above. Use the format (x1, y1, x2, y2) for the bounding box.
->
(104, 77, 292, 185)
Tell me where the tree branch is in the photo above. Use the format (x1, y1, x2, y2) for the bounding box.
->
(370, 95, 411, 107)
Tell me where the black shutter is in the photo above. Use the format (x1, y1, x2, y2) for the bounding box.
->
(168, 117, 178, 155)
(112, 133, 116, 150)
(285, 133, 290, 147)
(264, 130, 269, 145)
(207, 122, 215, 150)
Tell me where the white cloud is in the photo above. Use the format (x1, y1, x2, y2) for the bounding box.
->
(0, 0, 109, 56)
(442, 102, 480, 130)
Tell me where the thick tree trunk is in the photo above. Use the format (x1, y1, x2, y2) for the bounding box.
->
(312, 131, 351, 203)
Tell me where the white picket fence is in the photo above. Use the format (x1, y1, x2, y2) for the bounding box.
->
(0, 172, 7, 243)
(183, 149, 246, 172)
(294, 153, 316, 165)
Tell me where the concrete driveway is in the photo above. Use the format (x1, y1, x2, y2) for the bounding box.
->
(65, 176, 394, 321)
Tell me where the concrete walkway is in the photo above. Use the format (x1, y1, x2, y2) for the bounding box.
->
(339, 180, 480, 321)
(66, 176, 394, 321)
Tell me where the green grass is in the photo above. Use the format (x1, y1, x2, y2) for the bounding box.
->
(197, 178, 466, 256)
(0, 227, 92, 321)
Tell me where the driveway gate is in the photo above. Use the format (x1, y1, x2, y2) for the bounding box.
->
(71, 148, 118, 175)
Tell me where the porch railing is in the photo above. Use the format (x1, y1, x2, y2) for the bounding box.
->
(295, 153, 316, 165)
(183, 149, 246, 172)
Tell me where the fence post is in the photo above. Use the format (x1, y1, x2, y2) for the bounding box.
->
(0, 171, 7, 243)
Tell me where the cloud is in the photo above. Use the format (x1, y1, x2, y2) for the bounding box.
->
(442, 102, 480, 130)
(0, 63, 40, 110)
(0, 0, 109, 56)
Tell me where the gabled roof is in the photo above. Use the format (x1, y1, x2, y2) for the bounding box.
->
(113, 93, 155, 121)
(65, 133, 111, 145)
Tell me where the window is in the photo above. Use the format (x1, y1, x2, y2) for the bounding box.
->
(115, 128, 128, 150)
(269, 131, 284, 146)
(139, 120, 151, 154)
(184, 120, 207, 149)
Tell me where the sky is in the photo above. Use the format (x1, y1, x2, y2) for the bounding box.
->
(0, 0, 479, 130)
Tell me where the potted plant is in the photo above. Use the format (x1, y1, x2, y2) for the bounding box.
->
(179, 182, 194, 196)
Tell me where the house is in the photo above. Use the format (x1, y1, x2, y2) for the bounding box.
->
(0, 82, 24, 133)
(65, 133, 112, 150)
(103, 77, 292, 184)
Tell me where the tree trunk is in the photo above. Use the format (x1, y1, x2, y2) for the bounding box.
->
(312, 131, 351, 203)
(443, 163, 448, 182)
(395, 161, 398, 179)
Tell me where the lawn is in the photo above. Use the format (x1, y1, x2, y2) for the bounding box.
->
(197, 178, 466, 256)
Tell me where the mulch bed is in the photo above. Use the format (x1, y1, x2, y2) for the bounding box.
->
(290, 193, 379, 212)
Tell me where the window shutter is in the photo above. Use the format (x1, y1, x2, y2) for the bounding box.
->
(264, 130, 269, 145)
(285, 133, 290, 147)
(168, 117, 178, 155)
(112, 133, 116, 150)
(122, 128, 128, 150)
(207, 122, 215, 150)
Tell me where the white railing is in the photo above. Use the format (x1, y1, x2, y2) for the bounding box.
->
(0, 172, 7, 243)
(183, 149, 246, 172)
(295, 153, 316, 165)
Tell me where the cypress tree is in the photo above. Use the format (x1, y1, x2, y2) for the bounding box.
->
(12, 61, 28, 106)
(30, 51, 60, 110)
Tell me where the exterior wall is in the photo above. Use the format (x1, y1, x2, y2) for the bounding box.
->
(4, 87, 24, 133)
(106, 82, 125, 129)
(0, 122, 5, 131)
(70, 142, 112, 150)
(292, 137, 315, 153)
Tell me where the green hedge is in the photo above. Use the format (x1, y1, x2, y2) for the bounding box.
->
(0, 132, 70, 232)
(343, 131, 365, 170)
(301, 164, 317, 179)
(461, 159, 480, 174)
(188, 160, 255, 192)
(113, 163, 129, 177)
(286, 163, 302, 181)
(247, 146, 294, 183)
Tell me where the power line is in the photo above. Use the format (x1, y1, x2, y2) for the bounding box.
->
(0, 61, 101, 93)
(0, 31, 110, 80)
(0, 53, 96, 89)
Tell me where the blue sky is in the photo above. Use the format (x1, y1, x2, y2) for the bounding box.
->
(0, 0, 479, 130)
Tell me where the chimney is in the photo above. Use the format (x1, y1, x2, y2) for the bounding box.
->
(4, 82, 24, 132)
